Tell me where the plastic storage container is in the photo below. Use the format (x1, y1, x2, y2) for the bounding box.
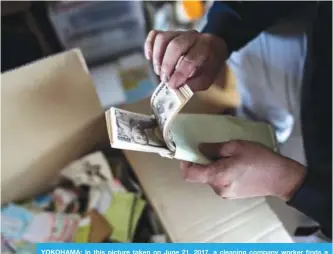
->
(48, 1, 146, 63)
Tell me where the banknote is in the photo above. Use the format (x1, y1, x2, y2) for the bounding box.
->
(106, 107, 171, 155)
(105, 82, 277, 164)
(150, 82, 193, 151)
(106, 82, 193, 157)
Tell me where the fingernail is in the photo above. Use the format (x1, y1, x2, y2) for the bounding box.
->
(154, 65, 160, 75)
(161, 73, 168, 83)
(184, 174, 198, 183)
(145, 50, 150, 60)
(189, 68, 196, 78)
(185, 178, 198, 183)
(175, 55, 184, 70)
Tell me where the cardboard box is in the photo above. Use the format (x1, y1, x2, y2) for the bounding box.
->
(1, 49, 108, 204)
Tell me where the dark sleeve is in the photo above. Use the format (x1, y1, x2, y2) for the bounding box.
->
(287, 169, 332, 239)
(202, 1, 311, 53)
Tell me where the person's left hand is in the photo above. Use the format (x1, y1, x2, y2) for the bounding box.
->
(180, 140, 306, 200)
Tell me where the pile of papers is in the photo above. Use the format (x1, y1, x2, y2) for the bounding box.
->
(1, 151, 146, 253)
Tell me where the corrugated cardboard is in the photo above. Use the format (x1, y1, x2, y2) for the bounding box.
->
(1, 49, 108, 204)
(85, 210, 113, 243)
(123, 99, 293, 242)
(197, 66, 240, 110)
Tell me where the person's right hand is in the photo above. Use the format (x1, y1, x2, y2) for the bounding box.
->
(180, 140, 306, 200)
(144, 30, 228, 92)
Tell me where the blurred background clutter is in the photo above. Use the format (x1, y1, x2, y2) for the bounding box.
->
(1, 1, 222, 109)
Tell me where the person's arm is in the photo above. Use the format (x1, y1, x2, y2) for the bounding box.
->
(202, 2, 332, 239)
(202, 1, 312, 53)
(287, 169, 332, 239)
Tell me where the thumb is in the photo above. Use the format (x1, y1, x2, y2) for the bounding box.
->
(199, 140, 242, 159)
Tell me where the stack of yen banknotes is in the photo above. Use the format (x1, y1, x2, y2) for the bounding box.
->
(105, 82, 277, 165)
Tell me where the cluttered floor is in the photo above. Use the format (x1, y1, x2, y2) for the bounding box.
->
(2, 147, 166, 252)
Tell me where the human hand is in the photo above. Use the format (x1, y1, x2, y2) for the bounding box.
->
(180, 140, 306, 200)
(144, 30, 228, 92)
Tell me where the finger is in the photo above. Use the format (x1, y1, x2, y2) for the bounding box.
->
(182, 163, 214, 183)
(161, 31, 198, 83)
(153, 31, 182, 76)
(180, 160, 193, 177)
(220, 140, 244, 157)
(210, 184, 224, 197)
(199, 143, 224, 160)
(208, 160, 232, 197)
(180, 161, 193, 169)
(183, 158, 230, 184)
(209, 184, 229, 199)
(144, 30, 159, 61)
(182, 53, 218, 91)
(199, 140, 243, 158)
(169, 40, 210, 89)
(184, 66, 214, 92)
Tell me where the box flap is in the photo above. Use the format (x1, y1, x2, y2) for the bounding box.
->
(1, 49, 107, 203)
